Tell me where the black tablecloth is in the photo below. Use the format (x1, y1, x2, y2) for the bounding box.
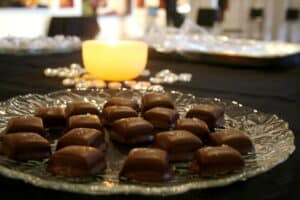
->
(0, 51, 299, 200)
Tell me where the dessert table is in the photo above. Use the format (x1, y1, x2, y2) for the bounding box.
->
(0, 51, 299, 200)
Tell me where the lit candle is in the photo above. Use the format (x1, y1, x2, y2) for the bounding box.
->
(82, 40, 148, 81)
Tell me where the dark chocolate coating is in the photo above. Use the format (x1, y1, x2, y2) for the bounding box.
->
(65, 102, 100, 118)
(186, 104, 224, 130)
(1, 132, 51, 161)
(210, 129, 254, 155)
(176, 118, 210, 143)
(120, 148, 173, 182)
(6, 116, 46, 137)
(103, 97, 139, 111)
(35, 107, 66, 129)
(154, 130, 203, 161)
(67, 114, 102, 131)
(143, 107, 179, 129)
(111, 117, 154, 144)
(57, 128, 106, 151)
(47, 145, 106, 177)
(141, 93, 174, 112)
(102, 106, 138, 125)
(191, 145, 244, 176)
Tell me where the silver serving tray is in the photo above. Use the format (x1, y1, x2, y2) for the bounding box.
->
(0, 89, 295, 195)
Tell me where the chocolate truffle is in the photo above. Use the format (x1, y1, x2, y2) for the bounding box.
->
(210, 129, 254, 155)
(57, 128, 106, 151)
(67, 114, 102, 131)
(141, 93, 174, 112)
(102, 106, 138, 125)
(5, 116, 46, 137)
(65, 102, 100, 118)
(47, 145, 106, 177)
(120, 148, 173, 182)
(111, 117, 154, 144)
(35, 107, 66, 129)
(191, 145, 244, 176)
(143, 107, 179, 129)
(103, 97, 139, 111)
(154, 130, 203, 161)
(1, 132, 51, 161)
(186, 104, 224, 130)
(176, 118, 210, 143)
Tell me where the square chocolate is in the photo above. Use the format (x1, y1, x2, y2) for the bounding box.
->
(176, 118, 210, 143)
(47, 145, 106, 177)
(102, 106, 138, 125)
(154, 130, 203, 161)
(67, 114, 102, 131)
(103, 97, 139, 111)
(191, 145, 244, 176)
(1, 132, 51, 161)
(120, 148, 173, 182)
(111, 117, 154, 144)
(210, 129, 254, 155)
(57, 128, 106, 151)
(65, 102, 100, 118)
(186, 104, 224, 130)
(143, 107, 179, 129)
(141, 93, 174, 112)
(5, 116, 46, 137)
(35, 107, 66, 129)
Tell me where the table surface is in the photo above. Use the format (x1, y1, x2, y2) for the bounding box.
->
(0, 52, 299, 200)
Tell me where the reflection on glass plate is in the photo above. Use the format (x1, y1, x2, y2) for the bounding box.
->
(0, 89, 295, 195)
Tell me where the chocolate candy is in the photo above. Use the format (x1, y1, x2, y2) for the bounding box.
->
(47, 145, 106, 177)
(103, 97, 139, 111)
(186, 104, 224, 130)
(191, 145, 244, 176)
(102, 106, 138, 125)
(176, 118, 210, 143)
(5, 116, 46, 137)
(57, 128, 106, 151)
(143, 107, 179, 129)
(1, 132, 51, 161)
(141, 93, 174, 112)
(65, 102, 100, 118)
(154, 130, 203, 161)
(111, 117, 154, 144)
(120, 148, 173, 182)
(67, 114, 102, 131)
(210, 129, 254, 155)
(35, 107, 66, 129)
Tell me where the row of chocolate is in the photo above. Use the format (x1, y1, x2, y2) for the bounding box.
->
(0, 92, 255, 181)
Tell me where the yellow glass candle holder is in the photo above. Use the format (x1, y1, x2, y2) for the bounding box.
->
(82, 40, 148, 81)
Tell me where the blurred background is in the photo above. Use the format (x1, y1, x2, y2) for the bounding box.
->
(0, 0, 299, 43)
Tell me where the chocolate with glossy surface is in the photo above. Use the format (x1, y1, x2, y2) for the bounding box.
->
(120, 148, 173, 182)
(57, 128, 106, 151)
(103, 97, 139, 111)
(141, 93, 174, 112)
(102, 106, 138, 125)
(47, 145, 106, 177)
(111, 117, 154, 144)
(176, 118, 210, 143)
(1, 132, 51, 161)
(154, 130, 203, 161)
(67, 114, 102, 131)
(35, 107, 66, 129)
(143, 107, 179, 129)
(5, 116, 46, 137)
(186, 104, 224, 130)
(65, 102, 100, 118)
(210, 129, 254, 155)
(191, 145, 244, 176)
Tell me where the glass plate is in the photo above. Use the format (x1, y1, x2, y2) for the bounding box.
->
(0, 89, 295, 195)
